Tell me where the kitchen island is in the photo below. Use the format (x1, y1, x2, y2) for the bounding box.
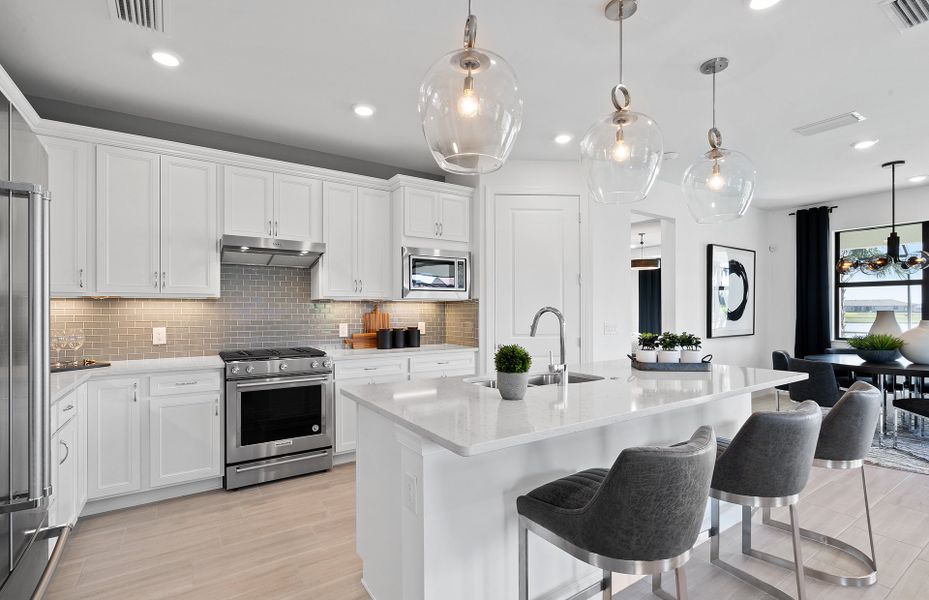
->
(342, 361, 806, 600)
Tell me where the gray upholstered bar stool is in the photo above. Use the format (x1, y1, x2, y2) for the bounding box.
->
(517, 426, 716, 600)
(709, 401, 822, 600)
(761, 381, 882, 587)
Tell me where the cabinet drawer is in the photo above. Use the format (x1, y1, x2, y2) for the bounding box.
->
(149, 371, 221, 396)
(410, 352, 476, 375)
(54, 394, 79, 433)
(334, 358, 407, 380)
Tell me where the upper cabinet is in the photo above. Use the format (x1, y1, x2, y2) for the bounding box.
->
(223, 166, 322, 242)
(96, 145, 219, 297)
(391, 178, 472, 246)
(43, 137, 94, 296)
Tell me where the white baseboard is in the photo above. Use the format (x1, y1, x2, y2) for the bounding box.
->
(80, 478, 223, 517)
(334, 451, 356, 466)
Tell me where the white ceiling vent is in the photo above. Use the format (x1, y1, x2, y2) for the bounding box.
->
(109, 0, 166, 33)
(793, 112, 867, 137)
(881, 0, 929, 32)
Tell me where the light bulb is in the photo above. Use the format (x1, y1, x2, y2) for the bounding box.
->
(456, 74, 480, 118)
(707, 162, 726, 191)
(611, 128, 631, 163)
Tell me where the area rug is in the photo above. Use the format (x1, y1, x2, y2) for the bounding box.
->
(867, 428, 929, 475)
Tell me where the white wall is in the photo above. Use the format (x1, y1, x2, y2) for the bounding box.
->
(473, 160, 775, 369)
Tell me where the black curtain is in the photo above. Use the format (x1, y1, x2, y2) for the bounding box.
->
(794, 207, 831, 358)
(638, 269, 662, 334)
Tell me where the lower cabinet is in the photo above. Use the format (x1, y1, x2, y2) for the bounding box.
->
(335, 373, 407, 454)
(87, 378, 142, 499)
(50, 415, 78, 527)
(149, 393, 222, 488)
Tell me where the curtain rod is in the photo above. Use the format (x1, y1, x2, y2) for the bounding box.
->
(788, 205, 838, 216)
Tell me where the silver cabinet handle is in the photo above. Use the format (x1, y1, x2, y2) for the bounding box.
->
(214, 400, 219, 416)
(79, 268, 84, 289)
(153, 271, 158, 288)
(440, 222, 444, 236)
(268, 220, 273, 236)
(58, 440, 69, 465)
(174, 381, 197, 386)
(274, 220, 279, 236)
(62, 404, 74, 412)
(360, 280, 363, 293)
(435, 222, 439, 236)
(162, 271, 166, 287)
(132, 382, 138, 402)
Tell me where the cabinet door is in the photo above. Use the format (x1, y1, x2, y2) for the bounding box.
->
(76, 384, 88, 513)
(223, 166, 273, 237)
(96, 146, 160, 294)
(403, 188, 439, 240)
(357, 188, 391, 298)
(161, 156, 219, 296)
(335, 373, 407, 454)
(149, 393, 221, 488)
(439, 193, 471, 243)
(322, 181, 358, 297)
(54, 420, 78, 526)
(44, 137, 92, 295)
(274, 174, 322, 242)
(87, 378, 142, 499)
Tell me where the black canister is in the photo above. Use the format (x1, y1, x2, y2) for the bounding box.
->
(391, 328, 406, 348)
(376, 328, 392, 349)
(405, 327, 421, 348)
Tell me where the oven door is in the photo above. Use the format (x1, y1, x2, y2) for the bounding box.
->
(402, 247, 470, 300)
(226, 375, 332, 464)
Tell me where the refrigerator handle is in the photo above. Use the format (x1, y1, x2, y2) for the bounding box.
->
(0, 180, 52, 515)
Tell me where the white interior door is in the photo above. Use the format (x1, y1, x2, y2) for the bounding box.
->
(494, 194, 581, 371)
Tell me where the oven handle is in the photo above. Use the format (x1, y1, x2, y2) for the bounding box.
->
(234, 376, 330, 389)
(234, 451, 330, 473)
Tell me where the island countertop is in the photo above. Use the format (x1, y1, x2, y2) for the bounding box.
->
(341, 361, 806, 457)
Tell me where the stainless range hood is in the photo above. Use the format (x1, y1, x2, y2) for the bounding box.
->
(221, 235, 326, 268)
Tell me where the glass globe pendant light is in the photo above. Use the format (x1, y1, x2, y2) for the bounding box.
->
(682, 57, 757, 223)
(417, 0, 523, 174)
(579, 0, 664, 204)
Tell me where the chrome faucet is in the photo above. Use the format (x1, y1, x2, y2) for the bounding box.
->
(530, 306, 567, 379)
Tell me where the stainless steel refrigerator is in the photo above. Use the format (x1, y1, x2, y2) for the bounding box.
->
(0, 92, 57, 599)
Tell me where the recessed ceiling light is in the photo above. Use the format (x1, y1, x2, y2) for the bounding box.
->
(353, 104, 375, 118)
(852, 139, 879, 150)
(909, 175, 929, 183)
(554, 133, 573, 145)
(748, 0, 783, 9)
(151, 51, 181, 67)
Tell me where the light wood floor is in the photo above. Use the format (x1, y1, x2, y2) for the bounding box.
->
(47, 459, 929, 599)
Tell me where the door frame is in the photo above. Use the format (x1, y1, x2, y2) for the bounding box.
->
(478, 184, 592, 373)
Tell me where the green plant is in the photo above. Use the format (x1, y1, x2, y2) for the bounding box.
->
(658, 332, 679, 351)
(678, 332, 702, 351)
(638, 332, 660, 350)
(494, 344, 532, 373)
(848, 334, 904, 351)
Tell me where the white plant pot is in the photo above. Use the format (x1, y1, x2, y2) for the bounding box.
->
(680, 350, 704, 363)
(901, 320, 929, 365)
(869, 310, 903, 336)
(658, 350, 680, 364)
(636, 349, 658, 363)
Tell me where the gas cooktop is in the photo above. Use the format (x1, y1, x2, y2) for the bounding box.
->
(219, 347, 327, 362)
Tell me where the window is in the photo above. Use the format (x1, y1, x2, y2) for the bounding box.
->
(834, 222, 929, 339)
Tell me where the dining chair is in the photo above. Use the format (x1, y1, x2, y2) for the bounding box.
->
(786, 357, 841, 408)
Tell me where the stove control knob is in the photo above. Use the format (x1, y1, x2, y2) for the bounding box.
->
(312, 361, 320, 369)
(312, 425, 320, 433)
(230, 365, 240, 375)
(280, 363, 289, 371)
(245, 365, 255, 374)
(323, 360, 333, 368)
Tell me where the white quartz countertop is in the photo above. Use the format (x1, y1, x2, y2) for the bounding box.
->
(50, 355, 223, 403)
(341, 361, 807, 457)
(325, 343, 477, 359)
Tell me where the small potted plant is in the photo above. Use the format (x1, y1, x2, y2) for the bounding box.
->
(636, 333, 659, 363)
(848, 334, 904, 364)
(657, 332, 680, 363)
(494, 344, 532, 400)
(678, 332, 704, 363)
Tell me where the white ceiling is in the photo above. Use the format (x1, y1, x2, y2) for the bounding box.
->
(1, 0, 928, 208)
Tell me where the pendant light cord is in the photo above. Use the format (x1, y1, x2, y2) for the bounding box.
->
(891, 162, 896, 232)
(468, 0, 472, 16)
(712, 69, 717, 130)
(618, 2, 624, 84)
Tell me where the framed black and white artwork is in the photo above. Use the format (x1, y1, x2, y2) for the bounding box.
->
(707, 244, 755, 338)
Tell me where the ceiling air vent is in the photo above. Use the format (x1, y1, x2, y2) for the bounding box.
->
(881, 0, 929, 31)
(109, 0, 166, 33)
(793, 112, 867, 137)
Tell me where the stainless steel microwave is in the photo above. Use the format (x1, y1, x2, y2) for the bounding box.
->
(402, 247, 470, 300)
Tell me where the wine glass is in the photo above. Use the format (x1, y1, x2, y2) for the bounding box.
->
(68, 329, 85, 365)
(51, 329, 68, 367)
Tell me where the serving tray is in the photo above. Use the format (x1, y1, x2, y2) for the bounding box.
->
(628, 355, 713, 372)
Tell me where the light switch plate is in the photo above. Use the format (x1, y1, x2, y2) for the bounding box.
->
(339, 323, 349, 338)
(418, 321, 426, 333)
(603, 322, 618, 335)
(404, 472, 419, 514)
(152, 327, 167, 345)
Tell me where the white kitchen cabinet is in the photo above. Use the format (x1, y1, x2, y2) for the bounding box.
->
(87, 378, 142, 499)
(317, 182, 390, 299)
(274, 173, 322, 242)
(335, 372, 407, 454)
(438, 193, 470, 243)
(410, 352, 477, 378)
(161, 156, 219, 296)
(398, 186, 471, 244)
(223, 166, 273, 238)
(95, 145, 160, 294)
(44, 137, 93, 296)
(149, 392, 222, 488)
(76, 384, 88, 512)
(51, 417, 78, 527)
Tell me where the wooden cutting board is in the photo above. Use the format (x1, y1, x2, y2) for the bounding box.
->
(363, 305, 390, 333)
(346, 332, 377, 349)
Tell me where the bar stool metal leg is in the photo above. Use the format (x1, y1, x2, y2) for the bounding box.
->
(519, 518, 528, 600)
(601, 570, 611, 600)
(652, 569, 688, 600)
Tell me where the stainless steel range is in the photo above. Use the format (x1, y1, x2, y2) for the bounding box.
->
(220, 347, 333, 490)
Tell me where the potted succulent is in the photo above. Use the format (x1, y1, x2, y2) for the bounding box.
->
(636, 333, 659, 363)
(657, 332, 681, 363)
(848, 333, 904, 364)
(678, 332, 704, 363)
(494, 344, 532, 400)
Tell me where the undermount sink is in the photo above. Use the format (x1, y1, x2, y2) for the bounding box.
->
(469, 372, 604, 389)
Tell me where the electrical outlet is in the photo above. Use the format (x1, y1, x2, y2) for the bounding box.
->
(152, 327, 167, 345)
(404, 472, 419, 514)
(339, 323, 349, 338)
(418, 321, 426, 333)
